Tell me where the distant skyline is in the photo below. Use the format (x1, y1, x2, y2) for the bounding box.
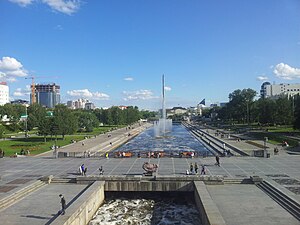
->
(1, 0, 300, 110)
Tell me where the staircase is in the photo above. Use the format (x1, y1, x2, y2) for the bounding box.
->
(0, 180, 46, 210)
(257, 181, 300, 221)
(50, 178, 77, 184)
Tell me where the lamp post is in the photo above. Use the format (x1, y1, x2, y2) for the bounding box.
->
(264, 137, 268, 158)
(25, 106, 28, 138)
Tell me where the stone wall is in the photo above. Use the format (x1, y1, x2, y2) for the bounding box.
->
(52, 181, 105, 225)
(194, 181, 226, 225)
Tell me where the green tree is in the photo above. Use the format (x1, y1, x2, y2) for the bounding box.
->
(38, 117, 53, 142)
(293, 95, 300, 129)
(53, 105, 78, 139)
(275, 96, 293, 125)
(27, 103, 47, 130)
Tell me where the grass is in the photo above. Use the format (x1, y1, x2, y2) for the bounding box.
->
(0, 125, 126, 156)
(1, 135, 86, 156)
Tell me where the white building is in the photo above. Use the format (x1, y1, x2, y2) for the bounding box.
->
(260, 82, 300, 98)
(67, 99, 95, 109)
(0, 82, 9, 106)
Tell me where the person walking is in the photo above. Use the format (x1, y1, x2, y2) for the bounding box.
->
(194, 162, 199, 174)
(59, 194, 66, 215)
(99, 166, 104, 175)
(81, 164, 85, 175)
(215, 155, 220, 167)
(190, 163, 194, 174)
(201, 165, 206, 175)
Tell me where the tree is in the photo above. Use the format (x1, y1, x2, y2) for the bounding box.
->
(275, 96, 293, 125)
(38, 117, 53, 142)
(76, 111, 99, 132)
(293, 95, 300, 129)
(27, 103, 47, 130)
(256, 98, 276, 125)
(53, 105, 78, 139)
(226, 88, 257, 123)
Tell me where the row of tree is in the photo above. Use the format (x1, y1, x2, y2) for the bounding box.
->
(204, 88, 300, 129)
(0, 103, 157, 138)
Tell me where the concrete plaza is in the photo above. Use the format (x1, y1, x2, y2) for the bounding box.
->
(0, 123, 300, 224)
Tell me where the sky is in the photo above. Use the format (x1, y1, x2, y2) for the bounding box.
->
(0, 0, 300, 110)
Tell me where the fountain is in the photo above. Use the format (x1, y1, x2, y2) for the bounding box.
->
(154, 75, 172, 137)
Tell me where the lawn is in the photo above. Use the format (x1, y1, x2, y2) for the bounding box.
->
(0, 125, 126, 156)
(0, 135, 85, 156)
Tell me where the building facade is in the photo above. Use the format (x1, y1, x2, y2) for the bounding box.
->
(0, 82, 9, 106)
(67, 99, 95, 110)
(260, 82, 300, 98)
(34, 83, 60, 108)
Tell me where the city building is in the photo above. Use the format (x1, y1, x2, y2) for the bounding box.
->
(11, 99, 29, 106)
(260, 82, 300, 98)
(0, 82, 9, 106)
(166, 107, 187, 117)
(33, 83, 60, 108)
(67, 99, 95, 110)
(85, 102, 95, 110)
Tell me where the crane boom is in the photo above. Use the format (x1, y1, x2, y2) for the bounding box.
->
(25, 75, 58, 105)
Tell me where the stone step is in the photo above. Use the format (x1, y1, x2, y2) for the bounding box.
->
(0, 180, 46, 210)
(257, 181, 300, 221)
(50, 178, 76, 184)
(223, 179, 244, 184)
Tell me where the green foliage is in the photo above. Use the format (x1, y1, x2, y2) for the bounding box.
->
(53, 104, 78, 138)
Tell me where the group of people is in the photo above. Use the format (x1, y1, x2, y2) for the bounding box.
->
(186, 155, 221, 175)
(78, 164, 104, 176)
(186, 162, 206, 175)
(79, 164, 87, 176)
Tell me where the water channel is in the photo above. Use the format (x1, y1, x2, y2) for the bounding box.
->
(114, 123, 212, 157)
(89, 124, 208, 224)
(89, 192, 202, 225)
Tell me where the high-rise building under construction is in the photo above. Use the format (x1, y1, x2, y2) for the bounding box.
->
(32, 83, 60, 108)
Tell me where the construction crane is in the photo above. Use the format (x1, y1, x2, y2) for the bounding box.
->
(25, 76, 58, 104)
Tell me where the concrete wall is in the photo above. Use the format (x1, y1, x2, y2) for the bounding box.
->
(76, 175, 224, 190)
(52, 181, 105, 225)
(194, 181, 226, 225)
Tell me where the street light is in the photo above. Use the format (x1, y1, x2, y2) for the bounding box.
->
(264, 137, 268, 158)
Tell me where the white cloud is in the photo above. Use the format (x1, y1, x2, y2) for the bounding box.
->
(13, 86, 31, 97)
(123, 90, 158, 101)
(9, 0, 81, 15)
(67, 89, 109, 100)
(164, 86, 171, 91)
(124, 77, 133, 81)
(42, 0, 81, 15)
(256, 76, 268, 81)
(9, 0, 34, 7)
(273, 63, 300, 80)
(0, 56, 28, 82)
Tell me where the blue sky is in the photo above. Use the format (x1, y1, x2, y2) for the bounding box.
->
(1, 0, 300, 110)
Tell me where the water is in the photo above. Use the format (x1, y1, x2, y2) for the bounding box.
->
(89, 195, 202, 225)
(154, 119, 173, 137)
(115, 124, 211, 156)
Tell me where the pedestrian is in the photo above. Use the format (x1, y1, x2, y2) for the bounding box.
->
(190, 163, 194, 174)
(99, 166, 104, 175)
(194, 162, 199, 174)
(82, 141, 85, 146)
(215, 155, 220, 167)
(81, 164, 85, 175)
(59, 194, 66, 215)
(201, 165, 206, 175)
(105, 153, 109, 159)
